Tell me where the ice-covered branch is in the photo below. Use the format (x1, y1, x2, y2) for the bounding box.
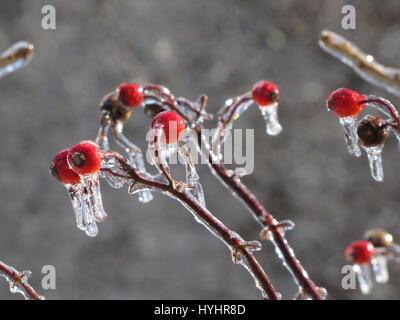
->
(134, 82, 323, 299)
(0, 41, 34, 79)
(0, 261, 44, 300)
(319, 30, 400, 97)
(101, 151, 280, 300)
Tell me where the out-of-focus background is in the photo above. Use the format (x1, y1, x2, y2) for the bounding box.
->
(1, 0, 400, 300)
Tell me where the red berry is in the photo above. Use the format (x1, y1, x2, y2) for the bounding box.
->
(50, 149, 81, 185)
(251, 81, 280, 106)
(150, 111, 186, 144)
(67, 140, 101, 175)
(345, 240, 374, 264)
(117, 83, 144, 107)
(326, 88, 366, 117)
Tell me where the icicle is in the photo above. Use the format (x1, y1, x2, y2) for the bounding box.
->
(362, 145, 384, 182)
(353, 264, 373, 294)
(339, 116, 361, 157)
(66, 183, 98, 236)
(82, 173, 107, 223)
(0, 41, 34, 78)
(259, 103, 282, 136)
(371, 256, 389, 283)
(113, 121, 153, 203)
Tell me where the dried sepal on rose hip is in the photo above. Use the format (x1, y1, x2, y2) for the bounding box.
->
(326, 88, 366, 117)
(116, 83, 144, 107)
(150, 111, 186, 144)
(357, 115, 389, 147)
(251, 80, 279, 106)
(67, 140, 102, 175)
(345, 240, 374, 264)
(100, 92, 132, 122)
(50, 149, 81, 185)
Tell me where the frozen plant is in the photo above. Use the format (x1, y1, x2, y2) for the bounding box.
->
(345, 229, 400, 294)
(0, 41, 44, 300)
(325, 87, 400, 182)
(51, 81, 326, 300)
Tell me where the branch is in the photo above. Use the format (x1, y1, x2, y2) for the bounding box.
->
(101, 151, 281, 300)
(0, 261, 44, 300)
(319, 30, 400, 97)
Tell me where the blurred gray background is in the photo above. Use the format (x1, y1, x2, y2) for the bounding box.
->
(1, 0, 400, 300)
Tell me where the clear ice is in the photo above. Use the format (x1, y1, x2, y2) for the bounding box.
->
(353, 263, 373, 295)
(362, 145, 384, 182)
(339, 116, 361, 157)
(0, 41, 34, 78)
(371, 256, 389, 284)
(259, 103, 282, 136)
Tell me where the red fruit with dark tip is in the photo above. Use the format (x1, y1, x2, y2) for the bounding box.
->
(150, 111, 186, 144)
(345, 240, 374, 264)
(67, 140, 102, 175)
(117, 83, 144, 107)
(251, 81, 280, 106)
(50, 149, 81, 185)
(326, 88, 366, 117)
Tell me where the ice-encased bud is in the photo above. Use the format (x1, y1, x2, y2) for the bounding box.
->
(0, 41, 34, 78)
(259, 103, 282, 136)
(357, 116, 389, 148)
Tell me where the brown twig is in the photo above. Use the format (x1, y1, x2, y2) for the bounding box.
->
(0, 261, 44, 300)
(101, 151, 281, 300)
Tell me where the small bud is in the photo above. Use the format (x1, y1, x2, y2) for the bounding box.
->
(364, 229, 394, 248)
(357, 115, 389, 147)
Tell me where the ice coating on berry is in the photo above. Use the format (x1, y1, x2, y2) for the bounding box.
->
(150, 111, 186, 144)
(326, 88, 366, 117)
(251, 81, 279, 106)
(68, 140, 102, 175)
(50, 149, 81, 185)
(117, 83, 143, 107)
(345, 240, 374, 264)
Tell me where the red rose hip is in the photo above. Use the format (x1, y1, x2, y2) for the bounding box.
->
(50, 149, 81, 185)
(345, 240, 374, 264)
(251, 81, 280, 106)
(326, 88, 366, 117)
(117, 83, 144, 107)
(150, 111, 186, 144)
(67, 140, 102, 175)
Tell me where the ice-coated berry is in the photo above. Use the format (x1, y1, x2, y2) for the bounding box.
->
(117, 83, 144, 107)
(150, 111, 185, 144)
(326, 88, 366, 117)
(50, 149, 81, 185)
(345, 240, 374, 264)
(251, 81, 280, 106)
(67, 140, 102, 175)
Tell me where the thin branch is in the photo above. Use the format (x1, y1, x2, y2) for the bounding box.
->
(101, 151, 281, 300)
(0, 261, 44, 300)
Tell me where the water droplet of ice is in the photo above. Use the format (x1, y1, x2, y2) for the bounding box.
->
(259, 103, 282, 136)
